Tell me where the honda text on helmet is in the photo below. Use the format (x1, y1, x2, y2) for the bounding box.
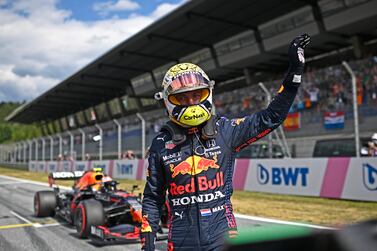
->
(155, 63, 215, 127)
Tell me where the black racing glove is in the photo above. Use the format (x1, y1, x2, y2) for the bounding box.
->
(285, 33, 311, 88)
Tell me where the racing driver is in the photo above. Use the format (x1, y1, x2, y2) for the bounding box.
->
(141, 34, 311, 250)
(75, 167, 104, 191)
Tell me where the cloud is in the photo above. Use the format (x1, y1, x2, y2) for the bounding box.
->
(93, 0, 140, 17)
(150, 2, 185, 19)
(0, 65, 58, 102)
(0, 0, 185, 102)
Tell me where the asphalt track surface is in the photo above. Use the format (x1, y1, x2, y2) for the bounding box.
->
(0, 175, 330, 251)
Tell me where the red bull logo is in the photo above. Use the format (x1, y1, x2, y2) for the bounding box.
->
(170, 155, 219, 178)
(170, 172, 224, 196)
(231, 117, 245, 126)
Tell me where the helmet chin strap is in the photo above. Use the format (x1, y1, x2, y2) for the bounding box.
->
(161, 115, 218, 146)
(201, 116, 217, 139)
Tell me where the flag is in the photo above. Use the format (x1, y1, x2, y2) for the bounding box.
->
(324, 111, 345, 129)
(200, 209, 212, 217)
(283, 112, 300, 130)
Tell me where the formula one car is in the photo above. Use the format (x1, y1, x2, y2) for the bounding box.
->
(34, 171, 169, 243)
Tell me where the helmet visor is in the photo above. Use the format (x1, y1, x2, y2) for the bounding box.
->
(167, 72, 209, 95)
(168, 88, 210, 106)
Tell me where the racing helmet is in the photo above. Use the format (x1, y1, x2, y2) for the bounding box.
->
(93, 167, 103, 173)
(155, 63, 215, 127)
(92, 166, 104, 187)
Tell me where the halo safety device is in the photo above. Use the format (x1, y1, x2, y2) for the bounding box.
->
(154, 63, 215, 127)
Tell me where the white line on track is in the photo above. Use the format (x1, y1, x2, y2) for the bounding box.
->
(234, 213, 337, 230)
(0, 181, 27, 185)
(34, 223, 61, 228)
(10, 211, 60, 228)
(0, 175, 52, 187)
(10, 211, 33, 224)
(0, 175, 70, 189)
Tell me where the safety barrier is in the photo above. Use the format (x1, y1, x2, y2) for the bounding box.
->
(29, 157, 377, 202)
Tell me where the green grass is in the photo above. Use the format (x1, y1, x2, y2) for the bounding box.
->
(231, 190, 377, 227)
(1, 166, 376, 227)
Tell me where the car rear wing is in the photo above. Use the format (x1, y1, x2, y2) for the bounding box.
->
(48, 171, 85, 187)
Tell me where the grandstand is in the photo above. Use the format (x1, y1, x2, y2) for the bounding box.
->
(2, 0, 377, 163)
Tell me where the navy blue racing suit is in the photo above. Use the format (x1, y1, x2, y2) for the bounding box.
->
(141, 34, 310, 251)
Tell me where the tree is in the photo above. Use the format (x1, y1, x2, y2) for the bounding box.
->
(0, 124, 12, 143)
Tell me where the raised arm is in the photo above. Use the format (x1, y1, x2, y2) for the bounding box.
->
(220, 34, 311, 152)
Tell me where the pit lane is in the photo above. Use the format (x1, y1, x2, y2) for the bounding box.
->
(0, 175, 330, 251)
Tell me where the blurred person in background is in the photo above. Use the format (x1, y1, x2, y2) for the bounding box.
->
(141, 34, 311, 250)
(368, 133, 377, 157)
(56, 154, 63, 161)
(123, 150, 136, 160)
(85, 153, 91, 161)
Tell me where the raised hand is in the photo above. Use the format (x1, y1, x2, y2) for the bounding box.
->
(288, 34, 311, 85)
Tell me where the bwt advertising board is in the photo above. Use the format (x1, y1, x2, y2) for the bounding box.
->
(58, 161, 74, 172)
(113, 160, 138, 179)
(29, 161, 37, 172)
(46, 161, 57, 173)
(74, 161, 88, 171)
(242, 158, 377, 202)
(244, 158, 327, 196)
(89, 160, 111, 175)
(342, 158, 377, 201)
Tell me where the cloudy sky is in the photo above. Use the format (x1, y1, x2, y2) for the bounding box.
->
(0, 0, 187, 102)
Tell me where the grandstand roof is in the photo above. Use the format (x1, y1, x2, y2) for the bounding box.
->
(7, 0, 377, 124)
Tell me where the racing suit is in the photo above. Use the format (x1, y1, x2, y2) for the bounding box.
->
(141, 34, 310, 250)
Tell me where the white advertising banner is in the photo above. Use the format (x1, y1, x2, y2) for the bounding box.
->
(113, 160, 138, 179)
(46, 161, 58, 173)
(89, 160, 111, 174)
(74, 161, 88, 171)
(140, 159, 148, 181)
(37, 161, 46, 173)
(244, 158, 328, 196)
(342, 158, 377, 201)
(29, 161, 37, 172)
(59, 161, 74, 172)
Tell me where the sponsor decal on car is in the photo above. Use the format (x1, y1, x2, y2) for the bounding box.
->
(50, 171, 84, 179)
(91, 226, 104, 238)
